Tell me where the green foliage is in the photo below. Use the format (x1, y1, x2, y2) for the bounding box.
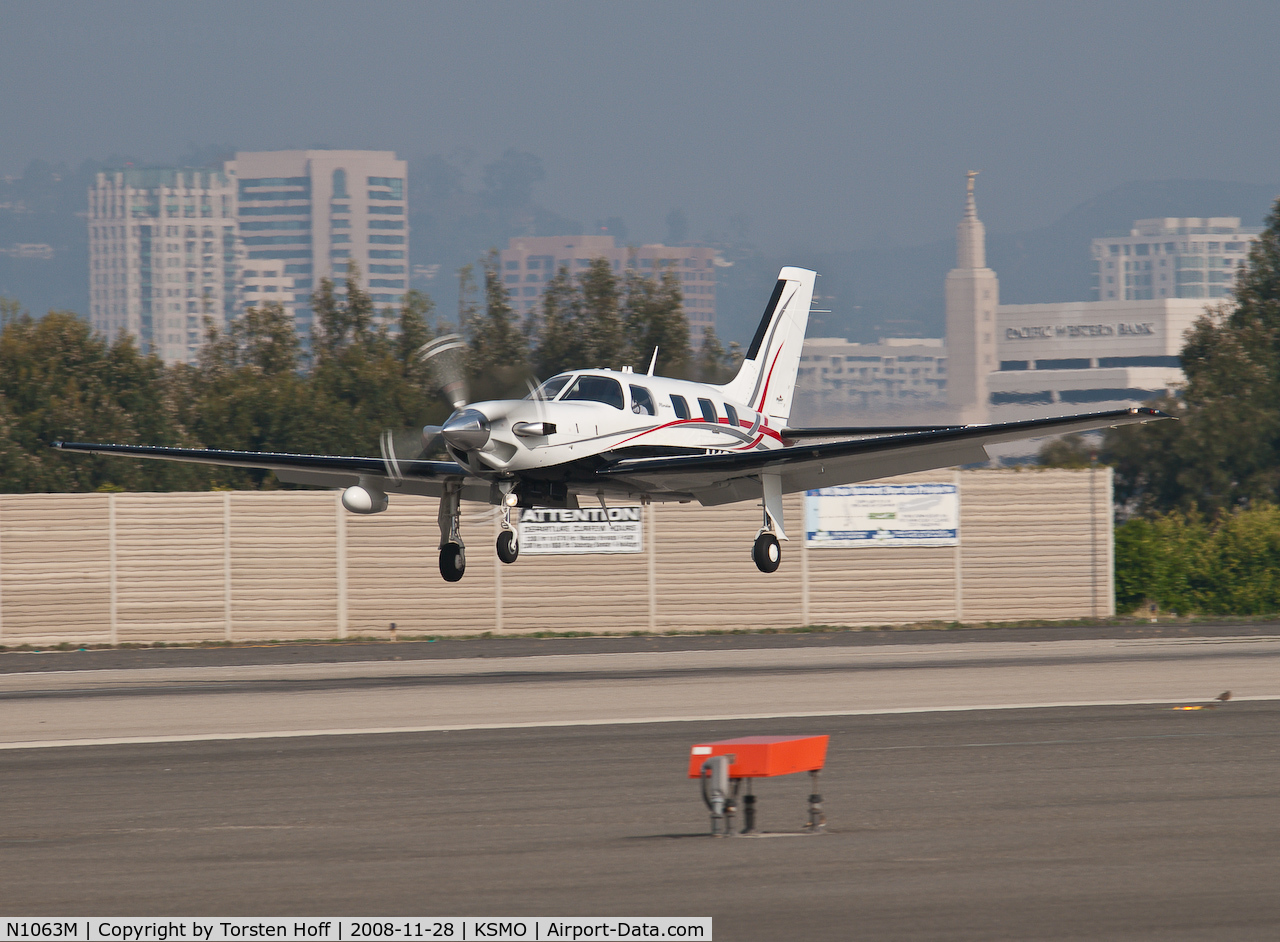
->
(465, 251, 529, 399)
(0, 310, 210, 492)
(1037, 433, 1097, 470)
(623, 268, 691, 377)
(1103, 196, 1280, 515)
(579, 258, 627, 369)
(528, 259, 696, 381)
(1115, 504, 1280, 614)
(693, 327, 741, 384)
(530, 265, 585, 379)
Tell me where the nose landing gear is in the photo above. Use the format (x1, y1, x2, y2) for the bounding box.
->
(496, 481, 520, 564)
(497, 529, 519, 564)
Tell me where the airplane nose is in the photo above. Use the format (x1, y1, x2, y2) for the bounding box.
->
(440, 408, 491, 451)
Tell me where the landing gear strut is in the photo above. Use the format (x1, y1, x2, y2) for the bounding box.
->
(752, 472, 785, 574)
(438, 483, 466, 582)
(496, 480, 519, 564)
(752, 532, 781, 573)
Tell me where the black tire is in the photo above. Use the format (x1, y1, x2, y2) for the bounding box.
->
(497, 530, 519, 564)
(752, 533, 781, 573)
(439, 543, 466, 582)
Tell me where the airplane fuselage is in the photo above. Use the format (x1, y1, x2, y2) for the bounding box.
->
(441, 368, 786, 477)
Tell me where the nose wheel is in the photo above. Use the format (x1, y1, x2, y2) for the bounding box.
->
(497, 529, 519, 564)
(752, 532, 781, 573)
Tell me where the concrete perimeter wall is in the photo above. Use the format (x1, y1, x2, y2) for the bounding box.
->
(0, 468, 1112, 644)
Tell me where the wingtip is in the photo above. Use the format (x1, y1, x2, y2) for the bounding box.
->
(51, 440, 63, 449)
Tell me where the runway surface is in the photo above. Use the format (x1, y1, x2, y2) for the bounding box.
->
(2, 632, 1280, 940)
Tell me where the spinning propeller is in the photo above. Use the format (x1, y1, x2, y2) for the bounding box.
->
(379, 333, 474, 477)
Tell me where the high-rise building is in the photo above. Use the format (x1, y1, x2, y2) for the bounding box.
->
(88, 168, 238, 363)
(223, 150, 408, 338)
(944, 172, 998, 423)
(499, 235, 718, 333)
(1091, 218, 1259, 301)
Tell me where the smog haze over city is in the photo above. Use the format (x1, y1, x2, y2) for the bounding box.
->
(3, 0, 1280, 341)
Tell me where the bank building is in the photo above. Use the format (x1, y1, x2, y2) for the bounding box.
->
(797, 175, 1260, 425)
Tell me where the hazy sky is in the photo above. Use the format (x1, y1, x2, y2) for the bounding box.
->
(4, 1, 1279, 251)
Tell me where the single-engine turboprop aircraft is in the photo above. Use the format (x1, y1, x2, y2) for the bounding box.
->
(55, 267, 1169, 581)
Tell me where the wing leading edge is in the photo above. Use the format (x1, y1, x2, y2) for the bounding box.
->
(596, 407, 1170, 505)
(51, 441, 470, 496)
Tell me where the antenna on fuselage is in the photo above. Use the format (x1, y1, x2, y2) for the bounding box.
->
(647, 347, 659, 376)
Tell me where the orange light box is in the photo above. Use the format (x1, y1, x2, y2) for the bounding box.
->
(686, 735, 829, 779)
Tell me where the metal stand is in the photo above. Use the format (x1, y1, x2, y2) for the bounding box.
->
(701, 755, 738, 837)
(803, 769, 826, 832)
(741, 780, 758, 835)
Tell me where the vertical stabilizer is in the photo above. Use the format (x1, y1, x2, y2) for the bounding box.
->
(717, 267, 815, 425)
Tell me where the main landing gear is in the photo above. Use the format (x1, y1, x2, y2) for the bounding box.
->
(438, 483, 466, 582)
(752, 532, 781, 573)
(496, 480, 519, 565)
(752, 480, 784, 573)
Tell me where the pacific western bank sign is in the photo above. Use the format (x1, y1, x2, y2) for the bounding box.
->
(1005, 323, 1156, 341)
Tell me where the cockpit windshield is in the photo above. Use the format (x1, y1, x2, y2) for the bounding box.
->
(525, 374, 573, 401)
(561, 374, 625, 410)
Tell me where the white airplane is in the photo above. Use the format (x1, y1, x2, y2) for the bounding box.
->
(56, 267, 1168, 581)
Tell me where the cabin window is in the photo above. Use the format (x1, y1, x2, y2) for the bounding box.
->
(526, 374, 573, 401)
(698, 398, 718, 423)
(724, 404, 740, 428)
(629, 385, 656, 416)
(563, 375, 625, 410)
(670, 394, 690, 419)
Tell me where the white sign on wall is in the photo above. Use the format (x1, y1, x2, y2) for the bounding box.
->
(805, 483, 959, 547)
(518, 506, 643, 555)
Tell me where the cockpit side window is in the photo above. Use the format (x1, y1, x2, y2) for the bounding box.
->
(697, 398, 718, 423)
(725, 404, 740, 428)
(629, 385, 656, 416)
(670, 395, 690, 419)
(562, 375, 625, 410)
(526, 374, 572, 401)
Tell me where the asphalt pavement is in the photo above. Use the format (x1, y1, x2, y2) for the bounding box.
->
(2, 705, 1278, 941)
(2, 628, 1279, 940)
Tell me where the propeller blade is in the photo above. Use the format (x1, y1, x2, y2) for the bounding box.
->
(379, 426, 444, 480)
(416, 334, 470, 409)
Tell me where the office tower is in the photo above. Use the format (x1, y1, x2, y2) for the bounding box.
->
(88, 168, 238, 363)
(498, 235, 718, 333)
(224, 150, 408, 338)
(1091, 218, 1260, 301)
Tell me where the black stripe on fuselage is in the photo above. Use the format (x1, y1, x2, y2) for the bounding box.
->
(745, 279, 786, 361)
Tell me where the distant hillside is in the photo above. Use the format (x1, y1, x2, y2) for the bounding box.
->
(715, 179, 1280, 346)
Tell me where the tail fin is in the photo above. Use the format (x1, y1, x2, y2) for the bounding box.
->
(716, 267, 815, 425)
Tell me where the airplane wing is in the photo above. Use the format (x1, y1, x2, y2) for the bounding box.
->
(51, 441, 474, 498)
(595, 407, 1169, 505)
(781, 424, 962, 438)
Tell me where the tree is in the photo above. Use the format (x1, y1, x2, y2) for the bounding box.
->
(0, 311, 208, 492)
(530, 265, 585, 380)
(622, 267, 691, 377)
(464, 250, 528, 399)
(579, 258, 627, 369)
(693, 327, 739, 384)
(1101, 196, 1280, 516)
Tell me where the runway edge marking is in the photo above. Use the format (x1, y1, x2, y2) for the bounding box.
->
(4, 695, 1280, 750)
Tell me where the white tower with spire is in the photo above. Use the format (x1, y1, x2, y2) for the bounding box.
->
(945, 171, 999, 423)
